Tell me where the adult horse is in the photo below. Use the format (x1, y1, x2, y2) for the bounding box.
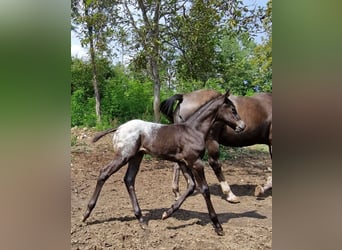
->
(82, 90, 246, 236)
(160, 89, 272, 202)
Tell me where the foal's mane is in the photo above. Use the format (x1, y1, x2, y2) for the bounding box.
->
(184, 93, 225, 124)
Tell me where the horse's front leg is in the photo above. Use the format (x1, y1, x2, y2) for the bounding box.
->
(192, 159, 224, 236)
(124, 152, 146, 228)
(162, 162, 195, 220)
(207, 139, 239, 203)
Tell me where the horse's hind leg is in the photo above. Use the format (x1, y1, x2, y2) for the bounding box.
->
(124, 152, 146, 228)
(268, 123, 272, 159)
(82, 155, 128, 222)
(192, 160, 224, 236)
(255, 176, 272, 196)
(207, 139, 239, 203)
(162, 162, 196, 220)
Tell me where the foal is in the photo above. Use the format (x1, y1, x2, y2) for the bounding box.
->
(82, 90, 245, 236)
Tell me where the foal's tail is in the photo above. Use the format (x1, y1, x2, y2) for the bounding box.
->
(160, 94, 183, 123)
(92, 127, 117, 143)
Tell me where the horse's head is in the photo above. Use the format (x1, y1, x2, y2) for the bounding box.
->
(217, 90, 246, 133)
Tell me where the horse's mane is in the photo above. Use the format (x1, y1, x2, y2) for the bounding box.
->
(160, 94, 183, 123)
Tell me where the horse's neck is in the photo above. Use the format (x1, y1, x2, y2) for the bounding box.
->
(185, 97, 222, 135)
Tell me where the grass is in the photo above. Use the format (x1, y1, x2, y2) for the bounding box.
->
(205, 144, 269, 161)
(71, 135, 77, 146)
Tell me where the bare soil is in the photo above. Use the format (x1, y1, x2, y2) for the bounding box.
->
(71, 127, 272, 250)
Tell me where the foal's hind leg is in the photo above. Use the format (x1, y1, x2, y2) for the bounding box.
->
(207, 139, 239, 203)
(124, 152, 146, 228)
(192, 160, 224, 236)
(162, 162, 196, 220)
(172, 163, 181, 199)
(82, 155, 128, 222)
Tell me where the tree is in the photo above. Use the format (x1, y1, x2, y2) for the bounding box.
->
(161, 0, 267, 87)
(251, 0, 272, 92)
(71, 0, 118, 124)
(169, 0, 220, 83)
(120, 0, 162, 122)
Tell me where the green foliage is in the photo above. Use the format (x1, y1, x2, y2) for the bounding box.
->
(71, 0, 272, 128)
(71, 135, 77, 146)
(71, 58, 155, 128)
(101, 72, 154, 125)
(71, 88, 97, 127)
(250, 0, 272, 93)
(71, 0, 117, 58)
(71, 58, 93, 96)
(71, 88, 86, 126)
(171, 1, 220, 82)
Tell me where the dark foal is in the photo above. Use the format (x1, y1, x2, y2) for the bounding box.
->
(160, 89, 272, 202)
(82, 90, 245, 236)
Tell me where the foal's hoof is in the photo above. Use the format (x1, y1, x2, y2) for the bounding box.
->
(254, 185, 264, 197)
(139, 221, 148, 230)
(215, 228, 225, 236)
(161, 211, 169, 220)
(81, 215, 88, 222)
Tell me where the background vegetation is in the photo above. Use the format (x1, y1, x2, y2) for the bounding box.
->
(71, 0, 272, 128)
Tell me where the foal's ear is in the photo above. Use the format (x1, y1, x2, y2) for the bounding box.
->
(224, 89, 230, 98)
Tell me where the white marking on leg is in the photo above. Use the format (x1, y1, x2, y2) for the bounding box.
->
(220, 181, 230, 195)
(220, 181, 239, 203)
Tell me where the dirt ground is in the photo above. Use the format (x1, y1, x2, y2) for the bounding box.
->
(71, 127, 272, 250)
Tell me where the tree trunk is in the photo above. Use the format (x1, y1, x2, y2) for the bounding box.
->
(89, 42, 101, 124)
(85, 3, 101, 124)
(137, 0, 161, 122)
(151, 57, 161, 122)
(151, 1, 161, 122)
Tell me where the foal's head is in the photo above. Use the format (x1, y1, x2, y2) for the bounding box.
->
(217, 91, 246, 133)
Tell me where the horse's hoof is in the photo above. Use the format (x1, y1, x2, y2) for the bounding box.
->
(254, 185, 264, 197)
(227, 196, 240, 203)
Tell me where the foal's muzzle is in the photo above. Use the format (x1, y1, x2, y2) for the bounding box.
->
(235, 120, 246, 133)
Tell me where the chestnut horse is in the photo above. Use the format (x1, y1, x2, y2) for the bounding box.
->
(160, 89, 272, 202)
(82, 90, 245, 236)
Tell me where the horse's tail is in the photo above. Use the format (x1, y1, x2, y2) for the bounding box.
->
(160, 94, 183, 123)
(92, 127, 117, 143)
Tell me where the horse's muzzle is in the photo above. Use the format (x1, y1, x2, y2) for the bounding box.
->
(235, 121, 246, 133)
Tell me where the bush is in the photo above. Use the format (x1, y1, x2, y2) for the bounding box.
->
(71, 88, 97, 127)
